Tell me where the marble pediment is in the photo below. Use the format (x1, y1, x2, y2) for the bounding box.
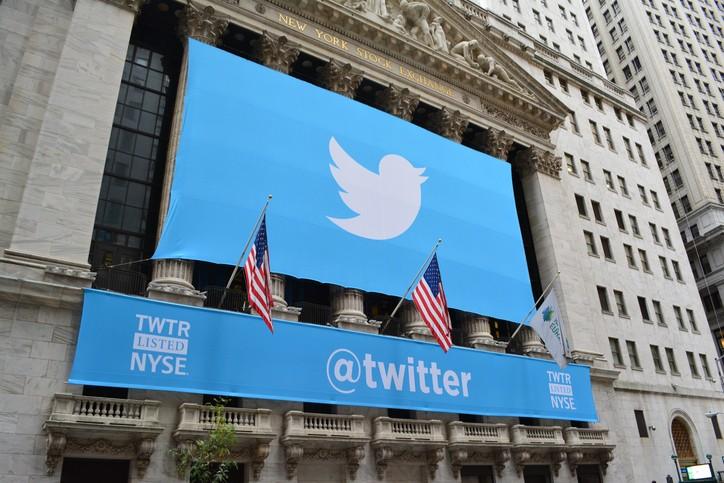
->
(270, 0, 569, 139)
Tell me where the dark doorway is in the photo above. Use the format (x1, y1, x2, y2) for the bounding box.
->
(577, 464, 603, 483)
(60, 458, 130, 483)
(461, 465, 495, 483)
(523, 465, 553, 483)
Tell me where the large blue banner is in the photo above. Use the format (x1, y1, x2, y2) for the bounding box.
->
(152, 40, 534, 323)
(70, 290, 597, 421)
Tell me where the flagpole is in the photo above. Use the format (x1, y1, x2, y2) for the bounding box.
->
(507, 271, 561, 345)
(218, 195, 272, 309)
(380, 238, 443, 334)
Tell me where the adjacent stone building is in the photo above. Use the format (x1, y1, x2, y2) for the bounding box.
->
(0, 0, 722, 482)
(582, 0, 724, 356)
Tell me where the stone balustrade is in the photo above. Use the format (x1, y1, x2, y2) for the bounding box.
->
(564, 427, 610, 446)
(175, 403, 273, 434)
(448, 421, 510, 444)
(283, 410, 367, 439)
(372, 417, 447, 479)
(511, 424, 565, 445)
(43, 394, 163, 477)
(374, 416, 447, 442)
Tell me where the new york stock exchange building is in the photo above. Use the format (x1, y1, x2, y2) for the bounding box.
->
(1, 0, 724, 482)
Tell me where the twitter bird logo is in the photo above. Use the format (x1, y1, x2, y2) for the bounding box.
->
(327, 137, 427, 240)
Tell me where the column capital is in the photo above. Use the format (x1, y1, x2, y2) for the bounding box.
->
(515, 146, 561, 179)
(99, 0, 146, 14)
(177, 2, 228, 45)
(479, 128, 515, 160)
(426, 107, 468, 143)
(253, 31, 300, 74)
(374, 84, 420, 121)
(318, 59, 363, 98)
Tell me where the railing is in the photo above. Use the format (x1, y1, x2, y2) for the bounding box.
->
(176, 403, 272, 434)
(373, 417, 446, 442)
(47, 393, 161, 426)
(284, 411, 366, 439)
(564, 427, 610, 446)
(298, 302, 331, 325)
(93, 267, 147, 296)
(448, 422, 510, 444)
(202, 286, 248, 312)
(511, 424, 564, 446)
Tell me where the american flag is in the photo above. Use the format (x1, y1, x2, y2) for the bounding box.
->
(412, 254, 452, 352)
(243, 215, 274, 333)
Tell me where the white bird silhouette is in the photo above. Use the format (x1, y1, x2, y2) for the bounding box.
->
(327, 137, 427, 240)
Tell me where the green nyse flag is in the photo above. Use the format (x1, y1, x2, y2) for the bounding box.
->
(529, 290, 568, 368)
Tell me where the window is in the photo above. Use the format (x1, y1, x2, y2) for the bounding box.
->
(662, 228, 672, 248)
(609, 338, 625, 366)
(626, 341, 642, 369)
(634, 410, 649, 437)
(636, 144, 647, 166)
(624, 244, 636, 268)
(672, 260, 683, 282)
(590, 121, 602, 144)
(651, 191, 661, 209)
(652, 300, 665, 326)
(700, 253, 711, 274)
(651, 345, 665, 372)
(584, 231, 598, 256)
(686, 351, 700, 378)
(623, 137, 634, 160)
(681, 195, 691, 213)
(591, 200, 604, 223)
(673, 305, 686, 330)
(565, 153, 577, 175)
(601, 236, 614, 260)
(614, 290, 628, 316)
(700, 354, 712, 380)
(686, 309, 698, 332)
(665, 347, 679, 374)
(618, 176, 629, 196)
(575, 194, 588, 217)
(603, 127, 615, 150)
(559, 78, 569, 93)
(629, 215, 640, 236)
(604, 170, 615, 190)
(595, 97, 604, 112)
(660, 256, 671, 278)
(639, 185, 649, 205)
(580, 160, 592, 181)
(569, 111, 580, 134)
(649, 223, 660, 243)
(544, 70, 554, 85)
(615, 210, 626, 231)
(581, 89, 590, 104)
(639, 249, 651, 272)
(638, 296, 651, 322)
(597, 286, 611, 313)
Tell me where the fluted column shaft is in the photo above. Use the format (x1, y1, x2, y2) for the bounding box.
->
(400, 302, 435, 342)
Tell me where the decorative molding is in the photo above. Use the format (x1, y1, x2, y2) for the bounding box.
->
(375, 84, 420, 121)
(253, 31, 301, 74)
(425, 106, 468, 142)
(178, 2, 229, 45)
(99, 0, 147, 13)
(318, 59, 364, 97)
(478, 128, 515, 160)
(515, 146, 562, 179)
(284, 444, 304, 479)
(479, 102, 549, 139)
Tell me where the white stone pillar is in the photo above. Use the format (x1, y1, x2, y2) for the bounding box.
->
(2, 0, 142, 269)
(330, 286, 380, 333)
(461, 315, 507, 353)
(400, 301, 435, 343)
(147, 3, 228, 306)
(520, 327, 548, 358)
(269, 273, 301, 321)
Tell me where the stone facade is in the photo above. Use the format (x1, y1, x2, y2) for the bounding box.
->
(0, 0, 723, 483)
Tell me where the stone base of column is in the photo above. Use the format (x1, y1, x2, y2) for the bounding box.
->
(329, 287, 380, 334)
(271, 305, 302, 322)
(269, 274, 301, 321)
(335, 318, 382, 335)
(400, 302, 436, 343)
(147, 259, 205, 307)
(471, 339, 508, 353)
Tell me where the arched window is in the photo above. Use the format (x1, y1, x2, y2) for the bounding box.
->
(672, 417, 697, 467)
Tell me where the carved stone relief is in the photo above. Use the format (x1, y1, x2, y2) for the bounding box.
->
(425, 106, 468, 143)
(374, 84, 420, 120)
(253, 31, 301, 74)
(515, 146, 562, 179)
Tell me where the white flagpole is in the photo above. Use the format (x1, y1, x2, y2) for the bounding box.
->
(380, 238, 443, 334)
(507, 271, 561, 345)
(218, 195, 272, 309)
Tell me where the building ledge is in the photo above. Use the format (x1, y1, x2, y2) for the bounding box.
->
(173, 403, 275, 480)
(564, 428, 615, 477)
(372, 416, 447, 479)
(448, 422, 511, 478)
(281, 411, 370, 480)
(510, 424, 566, 476)
(43, 393, 163, 477)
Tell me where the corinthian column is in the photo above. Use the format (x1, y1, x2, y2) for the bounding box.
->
(148, 2, 228, 306)
(425, 107, 469, 143)
(461, 315, 506, 353)
(330, 286, 380, 334)
(374, 84, 420, 121)
(253, 31, 300, 74)
(514, 146, 562, 179)
(478, 128, 515, 160)
(318, 59, 364, 98)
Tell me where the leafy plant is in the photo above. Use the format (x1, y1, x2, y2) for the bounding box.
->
(172, 400, 238, 483)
